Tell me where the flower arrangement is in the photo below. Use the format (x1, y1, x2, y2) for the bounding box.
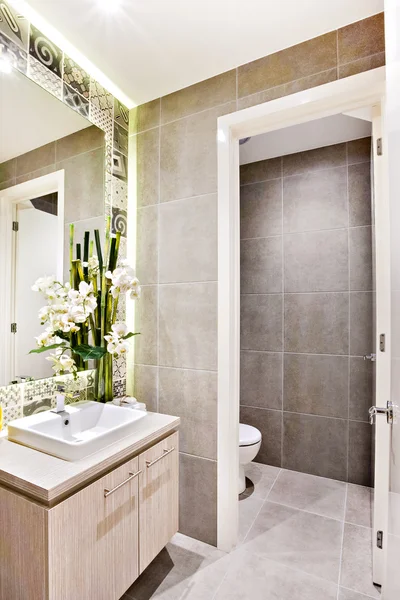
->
(30, 217, 141, 403)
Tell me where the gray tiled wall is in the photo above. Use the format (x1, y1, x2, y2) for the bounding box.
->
(240, 138, 373, 487)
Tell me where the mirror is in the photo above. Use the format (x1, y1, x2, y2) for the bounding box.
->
(0, 68, 105, 386)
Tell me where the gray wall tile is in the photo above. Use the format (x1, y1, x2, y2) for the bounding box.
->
(241, 237, 283, 294)
(350, 292, 373, 356)
(161, 70, 236, 123)
(347, 137, 371, 165)
(240, 179, 282, 239)
(136, 128, 160, 208)
(284, 354, 349, 418)
(241, 294, 283, 352)
(55, 125, 104, 162)
(159, 194, 217, 283)
(349, 226, 373, 291)
(136, 206, 158, 285)
(0, 157, 16, 183)
(339, 52, 385, 80)
(133, 364, 158, 412)
(159, 283, 217, 370)
(240, 406, 282, 467)
(283, 143, 346, 177)
(338, 13, 385, 65)
(283, 412, 348, 481)
(240, 157, 282, 185)
(130, 99, 160, 134)
(179, 453, 217, 545)
(348, 421, 373, 487)
(283, 167, 348, 233)
(16, 141, 55, 176)
(349, 357, 373, 422)
(284, 293, 349, 355)
(240, 351, 283, 410)
(284, 229, 349, 292)
(348, 162, 371, 227)
(159, 367, 217, 459)
(160, 102, 236, 203)
(135, 285, 158, 366)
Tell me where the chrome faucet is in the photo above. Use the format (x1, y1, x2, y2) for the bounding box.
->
(51, 384, 79, 425)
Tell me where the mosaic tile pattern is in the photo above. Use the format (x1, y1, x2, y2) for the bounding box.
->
(0, 1, 29, 51)
(0, 384, 22, 408)
(114, 355, 127, 380)
(112, 207, 128, 237)
(112, 149, 128, 182)
(90, 79, 113, 117)
(90, 103, 113, 139)
(0, 30, 27, 74)
(118, 237, 128, 262)
(116, 293, 127, 320)
(114, 98, 129, 131)
(113, 378, 126, 398)
(111, 176, 128, 209)
(28, 55, 62, 99)
(63, 82, 90, 118)
(3, 405, 23, 427)
(113, 121, 129, 156)
(29, 24, 62, 77)
(63, 55, 90, 99)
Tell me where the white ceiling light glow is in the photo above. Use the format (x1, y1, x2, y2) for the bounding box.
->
(0, 56, 12, 74)
(97, 0, 123, 13)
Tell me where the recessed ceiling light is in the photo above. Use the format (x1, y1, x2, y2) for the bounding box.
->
(97, 0, 122, 13)
(0, 56, 12, 74)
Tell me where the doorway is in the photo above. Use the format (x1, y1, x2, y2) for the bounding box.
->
(217, 67, 389, 591)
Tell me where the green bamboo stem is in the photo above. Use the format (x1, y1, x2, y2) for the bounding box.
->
(69, 224, 74, 288)
(110, 293, 119, 326)
(76, 243, 81, 261)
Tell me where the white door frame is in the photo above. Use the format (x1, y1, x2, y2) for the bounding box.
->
(217, 66, 387, 552)
(0, 170, 65, 385)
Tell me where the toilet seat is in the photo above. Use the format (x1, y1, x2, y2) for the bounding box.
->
(239, 423, 262, 447)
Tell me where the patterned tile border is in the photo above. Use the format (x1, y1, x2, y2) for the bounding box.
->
(0, 0, 129, 410)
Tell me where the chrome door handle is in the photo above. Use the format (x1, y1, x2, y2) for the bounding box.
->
(369, 401, 395, 425)
(104, 470, 142, 498)
(146, 447, 175, 468)
(363, 353, 376, 362)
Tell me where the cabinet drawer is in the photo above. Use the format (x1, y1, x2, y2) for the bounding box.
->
(139, 432, 179, 573)
(48, 456, 140, 600)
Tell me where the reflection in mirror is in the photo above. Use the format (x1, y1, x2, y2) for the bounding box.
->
(0, 67, 105, 387)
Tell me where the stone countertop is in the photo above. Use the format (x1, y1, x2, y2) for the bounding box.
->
(0, 412, 180, 506)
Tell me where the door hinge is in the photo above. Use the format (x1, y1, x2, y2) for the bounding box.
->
(10, 323, 17, 334)
(12, 221, 19, 232)
(377, 138, 383, 156)
(380, 333, 386, 352)
(377, 530, 383, 549)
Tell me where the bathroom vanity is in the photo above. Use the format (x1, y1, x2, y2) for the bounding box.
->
(0, 412, 180, 600)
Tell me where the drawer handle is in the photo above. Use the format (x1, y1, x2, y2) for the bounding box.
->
(104, 470, 142, 498)
(146, 447, 175, 468)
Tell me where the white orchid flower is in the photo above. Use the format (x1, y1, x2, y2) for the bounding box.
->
(35, 328, 59, 348)
(111, 322, 127, 337)
(32, 275, 57, 293)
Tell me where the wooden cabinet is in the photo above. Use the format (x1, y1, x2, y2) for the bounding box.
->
(48, 456, 140, 600)
(0, 430, 179, 600)
(139, 431, 179, 573)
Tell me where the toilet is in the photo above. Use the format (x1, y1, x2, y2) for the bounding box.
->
(239, 423, 262, 494)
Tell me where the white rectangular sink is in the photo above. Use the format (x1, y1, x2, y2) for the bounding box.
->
(7, 401, 147, 461)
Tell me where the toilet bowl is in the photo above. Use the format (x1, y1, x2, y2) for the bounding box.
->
(239, 423, 262, 494)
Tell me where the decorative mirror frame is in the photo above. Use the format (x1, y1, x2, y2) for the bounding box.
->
(0, 0, 129, 422)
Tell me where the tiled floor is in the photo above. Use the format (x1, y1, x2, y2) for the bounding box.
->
(123, 463, 379, 600)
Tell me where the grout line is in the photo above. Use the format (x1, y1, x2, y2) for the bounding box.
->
(281, 160, 284, 467)
(240, 224, 372, 242)
(156, 99, 161, 413)
(240, 349, 368, 359)
(137, 190, 217, 209)
(339, 586, 376, 599)
(346, 142, 351, 483)
(160, 98, 236, 128)
(179, 451, 217, 463)
(136, 362, 217, 374)
(241, 405, 370, 423)
(265, 498, 345, 524)
(241, 289, 373, 295)
(337, 483, 348, 597)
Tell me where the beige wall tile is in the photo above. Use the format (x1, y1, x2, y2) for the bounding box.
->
(159, 282, 217, 370)
(15, 165, 56, 185)
(161, 70, 236, 124)
(159, 193, 217, 283)
(55, 125, 104, 162)
(338, 13, 385, 65)
(238, 32, 337, 98)
(133, 364, 158, 412)
(0, 157, 16, 183)
(159, 367, 217, 459)
(136, 205, 158, 284)
(160, 102, 236, 202)
(240, 157, 282, 185)
(0, 178, 15, 190)
(136, 128, 160, 208)
(284, 68, 338, 95)
(237, 85, 286, 110)
(16, 141, 55, 177)
(135, 285, 158, 365)
(179, 453, 217, 545)
(339, 51, 385, 79)
(130, 98, 160, 134)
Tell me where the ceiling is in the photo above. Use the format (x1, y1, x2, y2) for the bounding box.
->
(25, 0, 383, 107)
(0, 70, 91, 163)
(239, 114, 372, 165)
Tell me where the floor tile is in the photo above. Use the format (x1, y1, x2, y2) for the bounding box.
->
(338, 587, 377, 600)
(268, 469, 346, 520)
(214, 550, 338, 600)
(238, 494, 264, 544)
(243, 462, 281, 500)
(340, 523, 380, 598)
(243, 501, 342, 583)
(345, 484, 374, 528)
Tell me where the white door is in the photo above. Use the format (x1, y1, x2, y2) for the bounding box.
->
(383, 1, 400, 597)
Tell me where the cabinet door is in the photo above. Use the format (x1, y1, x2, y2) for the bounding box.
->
(138, 432, 179, 573)
(48, 456, 140, 600)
